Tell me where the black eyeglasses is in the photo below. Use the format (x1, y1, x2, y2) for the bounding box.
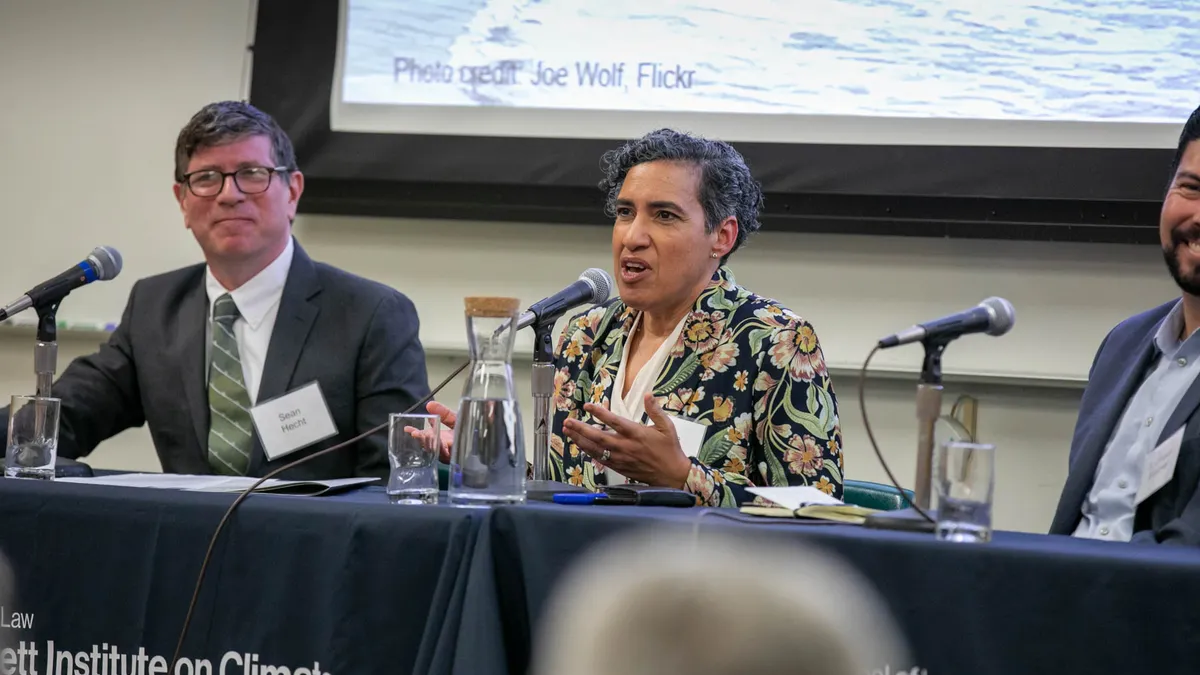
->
(181, 166, 290, 197)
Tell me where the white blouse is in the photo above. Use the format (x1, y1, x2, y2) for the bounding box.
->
(606, 311, 690, 485)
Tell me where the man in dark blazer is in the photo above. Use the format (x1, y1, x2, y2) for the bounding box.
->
(4, 101, 429, 480)
(1050, 105, 1200, 545)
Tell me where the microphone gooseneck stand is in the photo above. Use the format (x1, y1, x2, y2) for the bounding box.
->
(34, 301, 60, 398)
(19, 301, 62, 477)
(912, 335, 950, 512)
(526, 317, 582, 495)
(530, 318, 555, 481)
(862, 335, 951, 533)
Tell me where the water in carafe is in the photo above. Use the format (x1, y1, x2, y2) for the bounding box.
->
(449, 297, 526, 506)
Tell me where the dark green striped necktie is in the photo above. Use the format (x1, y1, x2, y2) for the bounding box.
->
(207, 293, 254, 475)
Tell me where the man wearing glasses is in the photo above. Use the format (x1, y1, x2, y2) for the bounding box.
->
(27, 101, 430, 479)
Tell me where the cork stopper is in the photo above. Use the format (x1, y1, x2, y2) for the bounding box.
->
(464, 296, 521, 317)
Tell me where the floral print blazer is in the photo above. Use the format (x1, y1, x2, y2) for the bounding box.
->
(549, 267, 844, 507)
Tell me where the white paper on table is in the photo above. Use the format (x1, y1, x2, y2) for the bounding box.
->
(57, 473, 377, 495)
(746, 486, 844, 510)
(58, 474, 228, 490)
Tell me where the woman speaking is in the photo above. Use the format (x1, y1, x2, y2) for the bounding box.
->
(431, 129, 844, 507)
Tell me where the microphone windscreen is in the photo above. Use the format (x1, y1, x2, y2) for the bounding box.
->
(981, 296, 1015, 336)
(90, 246, 123, 281)
(580, 267, 614, 304)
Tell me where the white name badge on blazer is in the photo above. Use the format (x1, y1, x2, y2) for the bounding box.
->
(1136, 426, 1184, 506)
(250, 381, 339, 461)
(665, 415, 706, 459)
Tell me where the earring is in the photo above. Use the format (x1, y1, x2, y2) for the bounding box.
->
(711, 252, 719, 259)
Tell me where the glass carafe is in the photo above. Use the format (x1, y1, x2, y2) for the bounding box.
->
(448, 297, 526, 506)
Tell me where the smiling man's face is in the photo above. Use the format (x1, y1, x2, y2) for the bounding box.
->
(173, 134, 301, 275)
(1161, 140, 1200, 296)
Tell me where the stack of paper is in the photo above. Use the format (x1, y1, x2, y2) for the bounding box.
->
(742, 486, 880, 524)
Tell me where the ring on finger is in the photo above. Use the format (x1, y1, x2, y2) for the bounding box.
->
(600, 449, 611, 462)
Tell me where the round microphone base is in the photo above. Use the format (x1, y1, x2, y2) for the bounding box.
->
(862, 506, 938, 534)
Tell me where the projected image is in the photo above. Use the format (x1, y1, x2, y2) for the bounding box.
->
(342, 0, 1198, 123)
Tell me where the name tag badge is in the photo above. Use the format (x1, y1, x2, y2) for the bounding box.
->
(249, 381, 339, 461)
(664, 415, 706, 459)
(1136, 426, 1184, 506)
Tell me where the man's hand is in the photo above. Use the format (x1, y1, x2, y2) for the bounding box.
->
(405, 400, 457, 463)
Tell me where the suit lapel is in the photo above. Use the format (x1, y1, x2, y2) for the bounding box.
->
(176, 274, 211, 466)
(1159, 364, 1200, 446)
(571, 305, 631, 486)
(1082, 338, 1156, 467)
(247, 242, 322, 474)
(587, 307, 635, 414)
(650, 273, 735, 412)
(649, 309, 713, 413)
(1051, 330, 1157, 532)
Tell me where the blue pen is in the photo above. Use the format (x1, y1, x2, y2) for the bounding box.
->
(553, 492, 604, 505)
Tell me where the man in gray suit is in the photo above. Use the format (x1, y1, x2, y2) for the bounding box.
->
(17, 101, 430, 480)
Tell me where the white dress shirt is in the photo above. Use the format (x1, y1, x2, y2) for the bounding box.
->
(204, 237, 294, 405)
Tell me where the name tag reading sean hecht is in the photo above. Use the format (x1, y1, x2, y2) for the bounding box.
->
(250, 381, 339, 461)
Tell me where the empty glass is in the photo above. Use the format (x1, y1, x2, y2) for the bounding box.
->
(388, 413, 440, 504)
(449, 297, 526, 507)
(5, 395, 60, 480)
(935, 441, 995, 543)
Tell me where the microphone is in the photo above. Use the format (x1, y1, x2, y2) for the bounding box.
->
(877, 297, 1015, 349)
(516, 268, 614, 330)
(0, 246, 123, 321)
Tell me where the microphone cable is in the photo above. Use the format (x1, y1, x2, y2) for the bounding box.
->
(858, 346, 935, 524)
(170, 359, 470, 671)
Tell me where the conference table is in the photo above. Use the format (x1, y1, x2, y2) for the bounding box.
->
(0, 478, 1197, 675)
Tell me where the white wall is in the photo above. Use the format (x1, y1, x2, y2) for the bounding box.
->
(0, 0, 1180, 533)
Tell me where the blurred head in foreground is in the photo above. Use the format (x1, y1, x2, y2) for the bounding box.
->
(531, 527, 910, 675)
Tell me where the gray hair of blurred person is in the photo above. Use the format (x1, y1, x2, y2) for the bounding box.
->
(531, 527, 911, 675)
(598, 129, 765, 264)
(173, 101, 298, 183)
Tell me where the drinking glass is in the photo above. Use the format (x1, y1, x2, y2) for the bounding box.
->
(934, 441, 995, 543)
(5, 395, 60, 480)
(387, 413, 440, 504)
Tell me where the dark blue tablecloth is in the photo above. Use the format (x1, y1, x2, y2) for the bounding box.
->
(453, 503, 1200, 675)
(2, 479, 1199, 675)
(0, 479, 486, 675)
